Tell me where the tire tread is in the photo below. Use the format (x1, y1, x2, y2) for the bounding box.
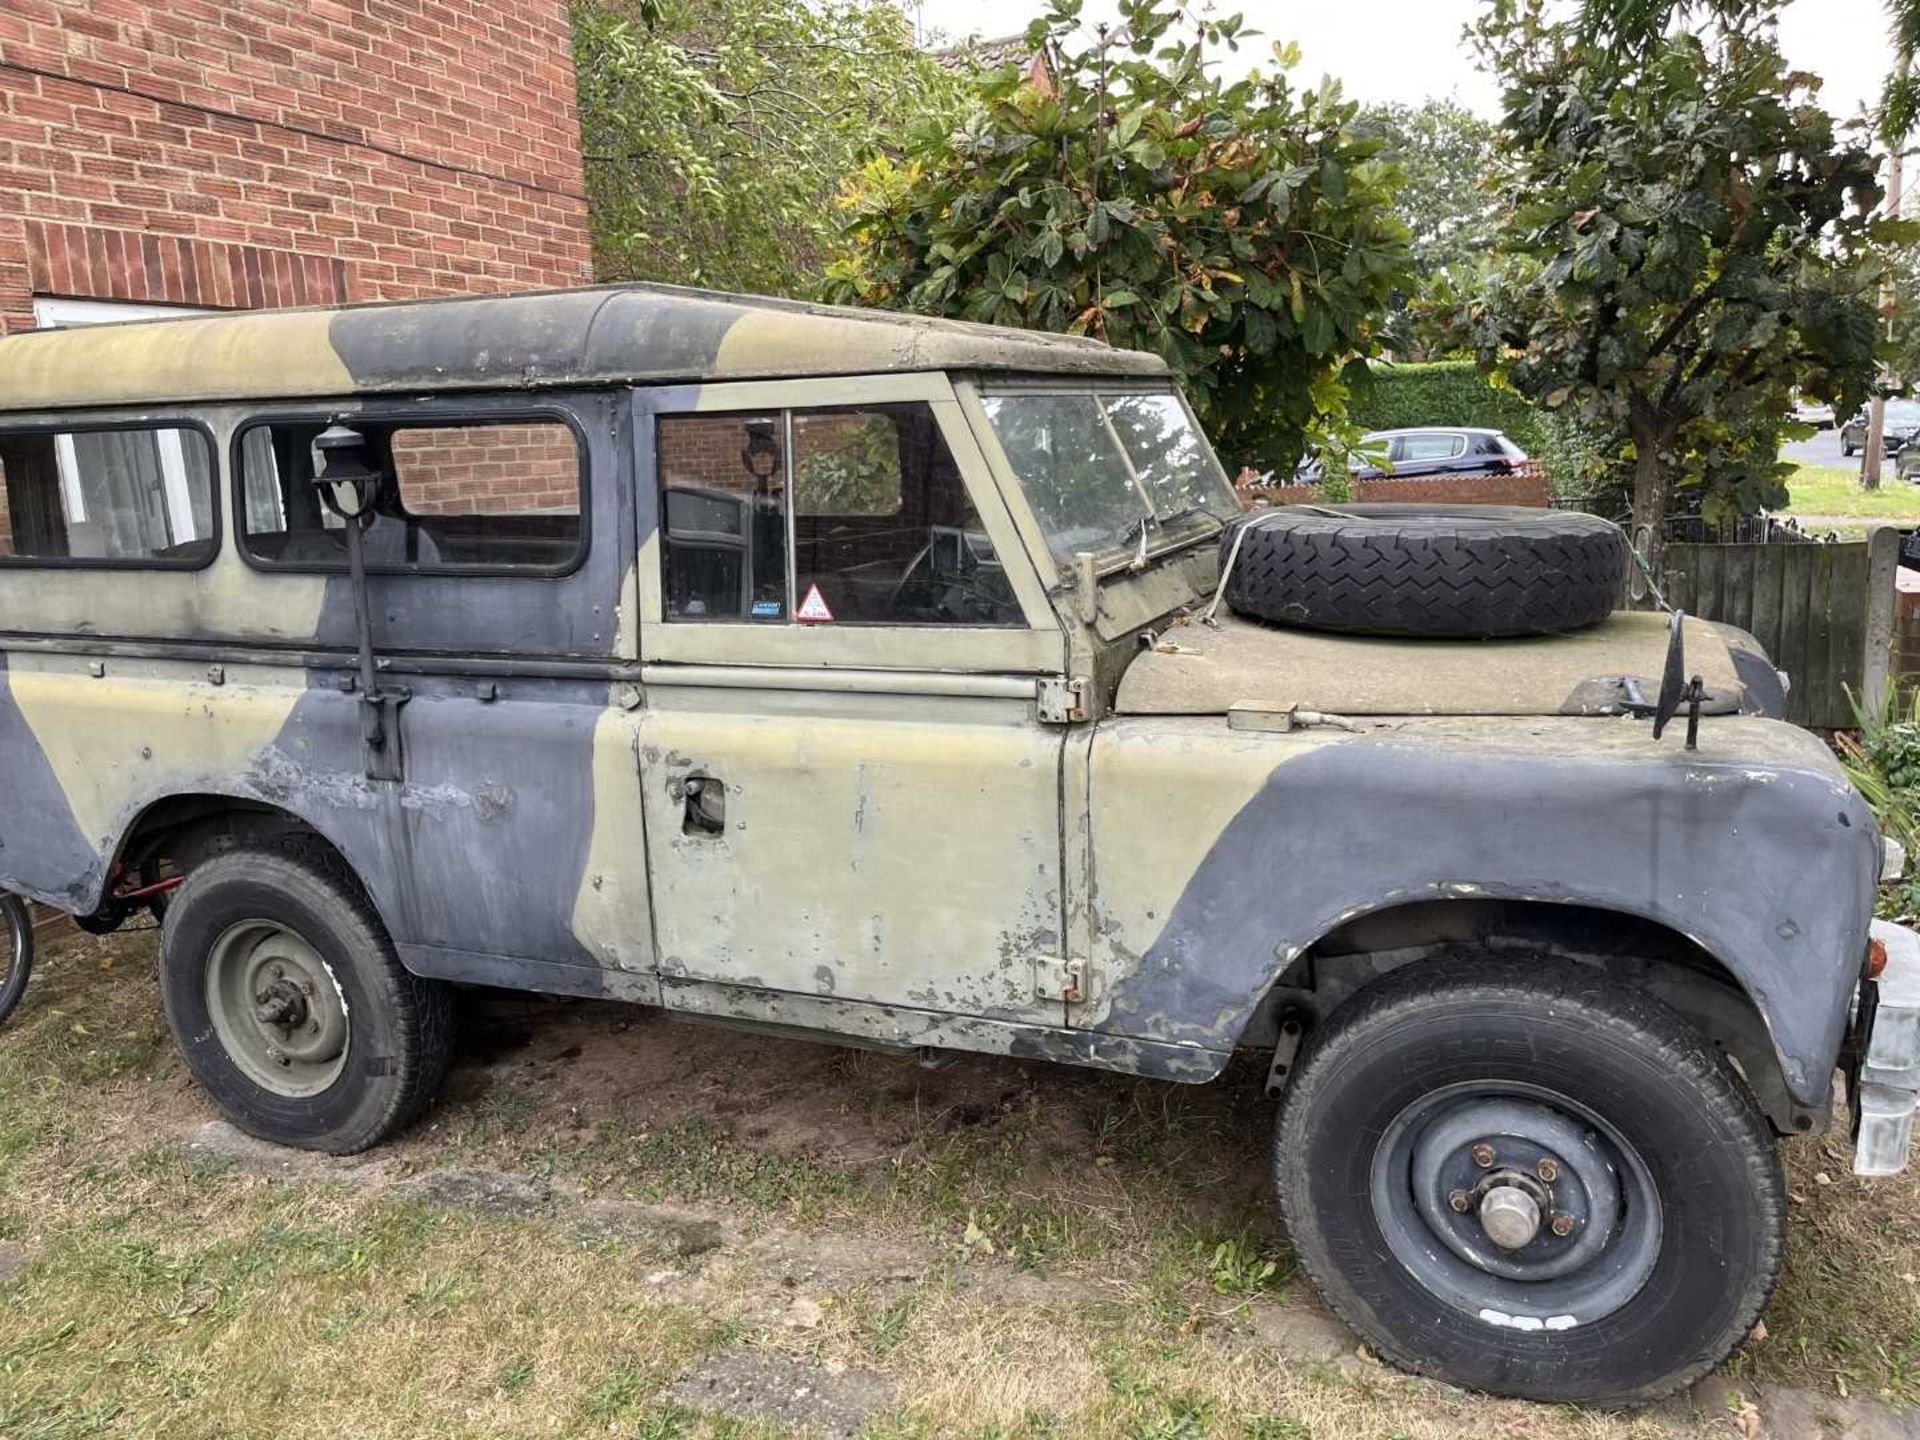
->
(1273, 956, 1785, 1405)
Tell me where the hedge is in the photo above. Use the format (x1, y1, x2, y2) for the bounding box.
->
(1347, 359, 1550, 455)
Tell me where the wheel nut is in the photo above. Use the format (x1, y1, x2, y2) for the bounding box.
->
(1471, 1143, 1496, 1168)
(1537, 1158, 1559, 1183)
(1550, 1213, 1576, 1238)
(1449, 1189, 1472, 1213)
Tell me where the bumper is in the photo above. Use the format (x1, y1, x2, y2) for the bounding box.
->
(1854, 920, 1920, 1177)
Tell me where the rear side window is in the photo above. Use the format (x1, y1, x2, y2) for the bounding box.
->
(0, 423, 216, 566)
(1400, 433, 1466, 462)
(236, 416, 584, 573)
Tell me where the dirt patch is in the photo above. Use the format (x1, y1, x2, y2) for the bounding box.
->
(667, 1349, 895, 1437)
(395, 1167, 553, 1218)
(0, 1240, 33, 1287)
(572, 1200, 726, 1256)
(181, 1118, 391, 1185)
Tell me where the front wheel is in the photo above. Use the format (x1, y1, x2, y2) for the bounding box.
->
(160, 843, 453, 1154)
(1274, 958, 1784, 1406)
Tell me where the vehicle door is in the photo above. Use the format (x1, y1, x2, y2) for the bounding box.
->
(228, 393, 654, 996)
(633, 375, 1072, 1033)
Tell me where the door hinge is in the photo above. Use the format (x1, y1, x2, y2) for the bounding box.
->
(1036, 676, 1088, 725)
(1035, 954, 1096, 1005)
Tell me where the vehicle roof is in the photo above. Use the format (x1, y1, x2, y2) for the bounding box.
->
(1363, 426, 1509, 438)
(0, 282, 1169, 412)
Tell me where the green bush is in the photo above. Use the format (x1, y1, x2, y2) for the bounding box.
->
(1348, 359, 1549, 453)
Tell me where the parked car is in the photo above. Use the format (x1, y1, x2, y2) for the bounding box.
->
(1299, 426, 1529, 482)
(1840, 398, 1920, 457)
(1788, 395, 1836, 428)
(0, 288, 1912, 1408)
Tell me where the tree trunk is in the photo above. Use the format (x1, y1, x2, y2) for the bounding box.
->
(1627, 402, 1669, 608)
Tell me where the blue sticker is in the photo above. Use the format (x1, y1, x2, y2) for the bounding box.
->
(751, 599, 784, 618)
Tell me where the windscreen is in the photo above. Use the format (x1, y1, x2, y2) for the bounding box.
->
(981, 391, 1239, 560)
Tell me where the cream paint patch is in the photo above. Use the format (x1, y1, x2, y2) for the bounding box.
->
(569, 704, 653, 971)
(638, 700, 1061, 1019)
(0, 310, 353, 410)
(711, 311, 925, 381)
(1083, 718, 1345, 1026)
(6, 654, 307, 850)
(0, 555, 328, 647)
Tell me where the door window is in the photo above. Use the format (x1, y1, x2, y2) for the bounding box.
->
(0, 423, 216, 565)
(658, 403, 1022, 627)
(236, 416, 584, 573)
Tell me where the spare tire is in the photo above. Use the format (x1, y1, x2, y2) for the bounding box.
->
(1220, 504, 1627, 638)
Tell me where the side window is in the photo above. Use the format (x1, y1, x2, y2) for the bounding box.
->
(237, 416, 583, 572)
(658, 403, 1021, 627)
(1399, 434, 1462, 462)
(0, 423, 216, 565)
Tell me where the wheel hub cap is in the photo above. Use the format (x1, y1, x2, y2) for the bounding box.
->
(206, 921, 350, 1097)
(1479, 1184, 1542, 1250)
(1370, 1083, 1664, 1328)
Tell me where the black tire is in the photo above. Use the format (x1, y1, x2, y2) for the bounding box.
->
(0, 892, 33, 1026)
(1274, 957, 1784, 1406)
(1222, 504, 1627, 637)
(1843, 439, 1858, 457)
(160, 841, 453, 1154)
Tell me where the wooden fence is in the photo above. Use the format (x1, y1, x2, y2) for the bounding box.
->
(1661, 528, 1898, 730)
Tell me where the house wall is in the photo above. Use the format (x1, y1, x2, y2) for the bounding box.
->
(0, 0, 592, 335)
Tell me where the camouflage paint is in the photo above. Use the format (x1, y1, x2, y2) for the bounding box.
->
(0, 287, 1883, 1111)
(1085, 713, 1880, 1108)
(0, 283, 1166, 413)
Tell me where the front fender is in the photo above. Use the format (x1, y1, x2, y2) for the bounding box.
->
(1087, 715, 1879, 1108)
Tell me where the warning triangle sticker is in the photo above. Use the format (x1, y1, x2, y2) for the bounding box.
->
(796, 582, 835, 623)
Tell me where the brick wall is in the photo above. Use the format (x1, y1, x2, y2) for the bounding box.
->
(392, 422, 580, 515)
(1240, 464, 1555, 510)
(0, 0, 592, 336)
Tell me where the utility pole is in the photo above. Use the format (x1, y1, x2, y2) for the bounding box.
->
(1864, 147, 1906, 490)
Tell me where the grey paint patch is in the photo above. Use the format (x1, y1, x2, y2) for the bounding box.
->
(0, 652, 106, 908)
(1095, 733, 1879, 1108)
(259, 671, 609, 984)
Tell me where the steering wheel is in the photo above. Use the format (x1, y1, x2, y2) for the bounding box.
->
(887, 539, 1015, 623)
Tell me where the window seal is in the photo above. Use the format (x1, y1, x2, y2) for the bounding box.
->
(229, 402, 592, 579)
(0, 416, 222, 571)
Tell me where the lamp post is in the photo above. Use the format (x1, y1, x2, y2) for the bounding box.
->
(1865, 148, 1907, 491)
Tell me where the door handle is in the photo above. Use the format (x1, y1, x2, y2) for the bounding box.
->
(682, 774, 726, 836)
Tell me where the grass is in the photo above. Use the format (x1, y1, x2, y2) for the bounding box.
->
(1779, 463, 1920, 520)
(1, 927, 1917, 1436)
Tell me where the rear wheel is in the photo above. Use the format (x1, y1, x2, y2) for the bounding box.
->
(1274, 957, 1784, 1405)
(0, 892, 33, 1026)
(160, 843, 452, 1154)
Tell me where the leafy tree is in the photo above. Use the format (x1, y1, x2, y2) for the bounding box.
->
(1356, 100, 1498, 358)
(573, 0, 961, 295)
(1458, 0, 1900, 565)
(1887, 0, 1920, 143)
(824, 0, 1415, 474)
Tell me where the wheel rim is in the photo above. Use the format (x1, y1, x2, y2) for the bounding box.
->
(1, 898, 22, 988)
(1369, 1080, 1663, 1330)
(205, 920, 349, 1098)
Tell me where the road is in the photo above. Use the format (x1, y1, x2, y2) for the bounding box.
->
(1782, 425, 1850, 469)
